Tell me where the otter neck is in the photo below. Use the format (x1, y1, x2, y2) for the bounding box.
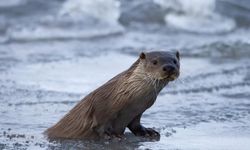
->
(128, 60, 168, 94)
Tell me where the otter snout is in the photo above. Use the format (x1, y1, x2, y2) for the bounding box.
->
(162, 65, 178, 74)
(162, 65, 175, 73)
(162, 64, 179, 80)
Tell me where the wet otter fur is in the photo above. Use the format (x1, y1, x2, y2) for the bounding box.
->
(45, 51, 180, 140)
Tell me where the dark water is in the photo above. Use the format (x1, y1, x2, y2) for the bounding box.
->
(0, 0, 250, 149)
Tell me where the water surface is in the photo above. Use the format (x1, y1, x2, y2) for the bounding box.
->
(0, 0, 250, 149)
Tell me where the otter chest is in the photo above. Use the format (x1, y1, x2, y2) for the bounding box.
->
(119, 80, 160, 114)
(118, 88, 157, 120)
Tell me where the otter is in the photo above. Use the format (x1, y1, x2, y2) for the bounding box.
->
(45, 51, 180, 140)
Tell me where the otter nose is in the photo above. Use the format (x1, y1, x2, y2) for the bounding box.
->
(162, 65, 175, 73)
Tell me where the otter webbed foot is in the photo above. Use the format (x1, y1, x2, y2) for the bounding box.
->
(130, 125, 160, 140)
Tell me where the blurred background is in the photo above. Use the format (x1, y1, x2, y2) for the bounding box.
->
(0, 0, 250, 149)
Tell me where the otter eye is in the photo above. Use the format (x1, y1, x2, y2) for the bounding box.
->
(152, 60, 158, 65)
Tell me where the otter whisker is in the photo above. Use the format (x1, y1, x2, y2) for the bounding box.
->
(153, 78, 158, 96)
(176, 78, 185, 85)
(157, 79, 160, 89)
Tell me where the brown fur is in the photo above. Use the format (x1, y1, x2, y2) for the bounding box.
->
(45, 51, 180, 139)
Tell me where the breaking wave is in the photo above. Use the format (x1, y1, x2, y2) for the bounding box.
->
(154, 0, 236, 33)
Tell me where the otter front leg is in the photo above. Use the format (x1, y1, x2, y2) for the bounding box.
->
(128, 114, 160, 140)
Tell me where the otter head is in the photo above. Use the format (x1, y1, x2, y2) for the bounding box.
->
(139, 51, 180, 81)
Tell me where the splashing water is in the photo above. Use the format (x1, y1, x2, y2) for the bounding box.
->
(59, 0, 120, 25)
(155, 0, 236, 33)
(6, 0, 123, 42)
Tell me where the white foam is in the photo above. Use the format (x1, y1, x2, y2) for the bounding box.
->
(155, 0, 236, 33)
(59, 0, 120, 25)
(7, 0, 124, 41)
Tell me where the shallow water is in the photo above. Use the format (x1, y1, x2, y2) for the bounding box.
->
(1, 0, 250, 149)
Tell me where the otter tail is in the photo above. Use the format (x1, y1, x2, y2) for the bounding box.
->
(45, 100, 96, 139)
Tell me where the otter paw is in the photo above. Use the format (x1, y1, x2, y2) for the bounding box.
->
(134, 127, 160, 139)
(144, 128, 160, 138)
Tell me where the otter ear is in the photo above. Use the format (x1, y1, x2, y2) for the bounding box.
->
(176, 51, 180, 60)
(140, 52, 146, 59)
